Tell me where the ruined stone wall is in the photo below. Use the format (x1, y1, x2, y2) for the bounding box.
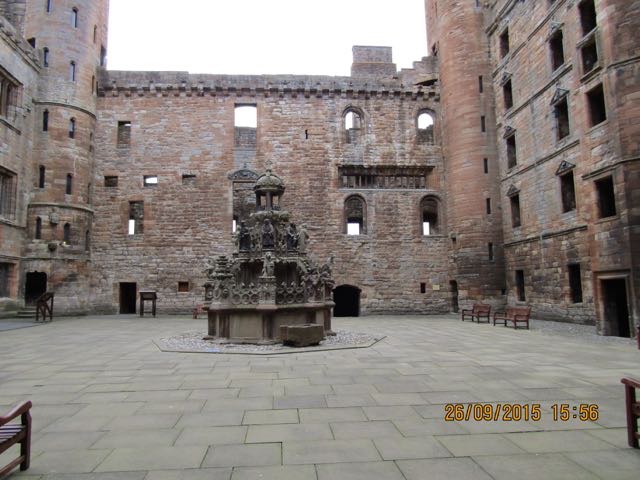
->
(486, 0, 639, 328)
(92, 69, 446, 314)
(0, 15, 39, 312)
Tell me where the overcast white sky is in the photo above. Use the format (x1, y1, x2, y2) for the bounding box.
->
(107, 0, 428, 76)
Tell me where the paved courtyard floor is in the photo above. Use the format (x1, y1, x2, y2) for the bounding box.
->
(1, 314, 639, 479)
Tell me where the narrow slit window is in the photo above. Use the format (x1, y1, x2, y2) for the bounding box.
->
(483, 158, 489, 174)
(93, 25, 97, 43)
(488, 242, 494, 261)
(500, 28, 510, 58)
(480, 115, 486, 132)
(46, 0, 52, 13)
(65, 173, 73, 195)
(43, 47, 49, 67)
(503, 80, 513, 110)
(71, 8, 78, 28)
(478, 75, 483, 93)
(68, 118, 75, 138)
(506, 134, 517, 168)
(554, 97, 570, 140)
(35, 216, 42, 239)
(486, 198, 492, 215)
(568, 264, 583, 303)
(510, 193, 521, 228)
(420, 283, 426, 294)
(560, 171, 576, 213)
(70, 61, 76, 81)
(63, 223, 71, 244)
(515, 270, 525, 301)
(42, 109, 49, 131)
(38, 166, 46, 188)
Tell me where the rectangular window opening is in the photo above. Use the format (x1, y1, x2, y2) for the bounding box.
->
(568, 264, 583, 303)
(128, 201, 144, 235)
(480, 115, 486, 132)
(515, 270, 525, 301)
(500, 28, 510, 58)
(117, 121, 131, 147)
(478, 75, 483, 93)
(178, 281, 190, 293)
(420, 283, 426, 294)
(579, 0, 597, 36)
(104, 176, 118, 187)
(555, 97, 570, 140)
(503, 80, 513, 110)
(486, 198, 492, 215)
(0, 263, 12, 297)
(587, 84, 606, 126)
(347, 222, 361, 236)
(506, 135, 517, 169)
(550, 30, 565, 71)
(581, 39, 598, 74)
(510, 194, 521, 228)
(182, 174, 196, 185)
(488, 242, 494, 261)
(483, 158, 489, 174)
(143, 175, 158, 187)
(595, 176, 616, 218)
(0, 167, 17, 220)
(560, 171, 576, 213)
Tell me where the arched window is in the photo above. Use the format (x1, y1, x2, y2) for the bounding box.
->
(420, 196, 440, 235)
(344, 195, 366, 235)
(68, 118, 75, 138)
(71, 8, 78, 28)
(42, 110, 49, 131)
(63, 223, 71, 244)
(69, 61, 76, 81)
(43, 47, 49, 67)
(38, 166, 46, 188)
(343, 107, 363, 144)
(417, 111, 435, 144)
(35, 217, 42, 239)
(66, 173, 73, 195)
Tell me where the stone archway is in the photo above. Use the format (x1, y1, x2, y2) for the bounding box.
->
(24, 271, 47, 305)
(333, 285, 361, 317)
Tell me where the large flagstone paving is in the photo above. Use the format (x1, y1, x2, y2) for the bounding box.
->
(1, 314, 639, 479)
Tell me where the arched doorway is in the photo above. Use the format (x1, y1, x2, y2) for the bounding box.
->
(25, 272, 47, 305)
(333, 285, 361, 317)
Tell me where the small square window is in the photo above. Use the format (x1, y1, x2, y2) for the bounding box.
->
(104, 176, 118, 187)
(144, 175, 158, 187)
(182, 174, 196, 185)
(178, 282, 189, 293)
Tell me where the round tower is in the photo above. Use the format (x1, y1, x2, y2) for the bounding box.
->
(425, 0, 505, 307)
(22, 0, 109, 313)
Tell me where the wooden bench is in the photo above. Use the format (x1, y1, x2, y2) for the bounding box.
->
(622, 377, 640, 448)
(192, 304, 206, 319)
(493, 306, 531, 329)
(35, 291, 54, 322)
(461, 303, 491, 323)
(0, 401, 32, 477)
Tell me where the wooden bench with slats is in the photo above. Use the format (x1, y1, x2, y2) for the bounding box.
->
(0, 401, 32, 477)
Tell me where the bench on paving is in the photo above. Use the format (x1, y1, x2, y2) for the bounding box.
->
(622, 377, 640, 448)
(192, 304, 207, 319)
(0, 401, 32, 477)
(493, 306, 531, 329)
(461, 303, 491, 323)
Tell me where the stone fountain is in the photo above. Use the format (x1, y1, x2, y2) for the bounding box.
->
(203, 170, 335, 343)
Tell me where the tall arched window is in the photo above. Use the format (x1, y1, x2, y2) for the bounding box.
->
(63, 223, 71, 244)
(420, 196, 440, 235)
(69, 61, 76, 81)
(66, 174, 73, 195)
(71, 8, 78, 28)
(344, 195, 366, 235)
(68, 118, 75, 138)
(35, 217, 42, 239)
(343, 107, 363, 144)
(42, 110, 49, 131)
(43, 47, 49, 67)
(417, 111, 435, 144)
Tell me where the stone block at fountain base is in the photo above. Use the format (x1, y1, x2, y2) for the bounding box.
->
(281, 324, 325, 347)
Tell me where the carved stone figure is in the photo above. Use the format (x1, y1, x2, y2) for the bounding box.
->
(262, 219, 275, 249)
(262, 252, 275, 277)
(238, 221, 251, 251)
(286, 223, 299, 251)
(298, 224, 309, 253)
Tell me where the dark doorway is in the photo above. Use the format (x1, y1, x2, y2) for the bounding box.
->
(601, 279, 630, 337)
(333, 285, 360, 317)
(450, 280, 459, 313)
(119, 282, 137, 314)
(25, 272, 47, 305)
